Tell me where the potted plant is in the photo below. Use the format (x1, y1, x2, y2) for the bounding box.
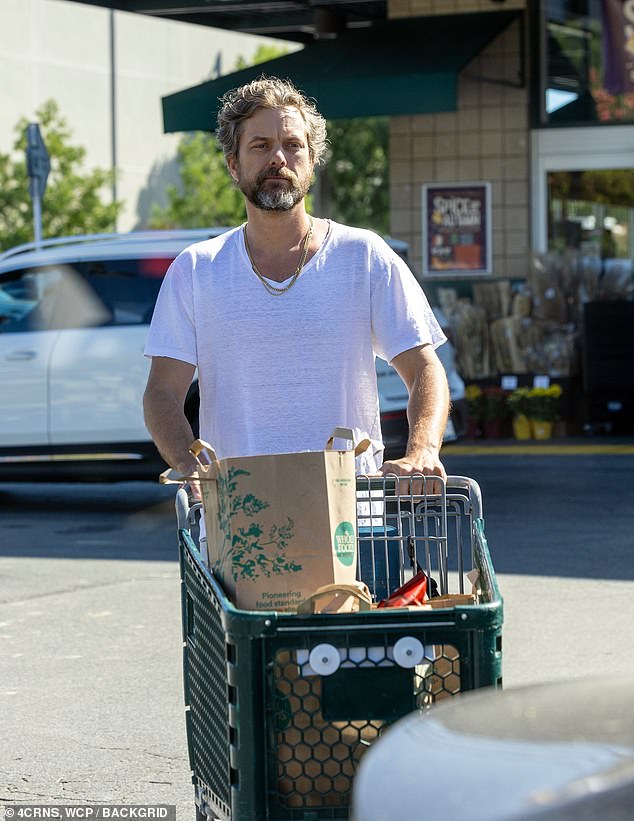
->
(526, 384, 563, 439)
(507, 387, 532, 440)
(465, 384, 484, 439)
(481, 386, 508, 439)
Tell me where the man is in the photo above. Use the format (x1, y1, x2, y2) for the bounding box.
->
(432, 307, 467, 439)
(143, 76, 449, 483)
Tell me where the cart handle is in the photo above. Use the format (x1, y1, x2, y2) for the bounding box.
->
(175, 487, 191, 531)
(447, 475, 483, 519)
(174, 474, 483, 527)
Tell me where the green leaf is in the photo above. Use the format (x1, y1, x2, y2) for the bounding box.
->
(320, 117, 389, 234)
(0, 100, 122, 251)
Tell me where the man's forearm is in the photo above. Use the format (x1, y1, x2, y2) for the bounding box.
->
(143, 386, 197, 475)
(405, 356, 450, 461)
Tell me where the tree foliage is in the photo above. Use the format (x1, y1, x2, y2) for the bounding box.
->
(149, 131, 246, 228)
(0, 100, 122, 252)
(322, 117, 389, 234)
(235, 44, 291, 70)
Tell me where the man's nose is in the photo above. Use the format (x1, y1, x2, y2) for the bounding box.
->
(269, 145, 287, 166)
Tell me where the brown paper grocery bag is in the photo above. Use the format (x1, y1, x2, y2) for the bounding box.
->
(297, 582, 372, 615)
(190, 429, 367, 612)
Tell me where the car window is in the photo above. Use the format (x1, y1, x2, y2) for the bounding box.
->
(77, 258, 169, 326)
(0, 268, 61, 333)
(0, 258, 169, 332)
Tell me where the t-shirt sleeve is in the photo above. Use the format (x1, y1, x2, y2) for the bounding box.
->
(144, 252, 197, 366)
(370, 240, 446, 363)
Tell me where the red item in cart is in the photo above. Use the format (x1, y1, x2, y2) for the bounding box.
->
(377, 570, 428, 608)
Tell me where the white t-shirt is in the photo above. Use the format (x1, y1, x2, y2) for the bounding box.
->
(145, 221, 445, 473)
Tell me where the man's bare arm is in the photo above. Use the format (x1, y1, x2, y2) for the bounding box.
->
(143, 356, 197, 476)
(380, 344, 450, 479)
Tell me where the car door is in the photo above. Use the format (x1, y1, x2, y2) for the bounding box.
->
(0, 267, 60, 447)
(47, 258, 163, 446)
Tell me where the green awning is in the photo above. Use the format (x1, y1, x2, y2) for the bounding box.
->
(162, 10, 521, 132)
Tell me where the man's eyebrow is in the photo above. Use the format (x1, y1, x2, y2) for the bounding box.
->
(246, 132, 305, 143)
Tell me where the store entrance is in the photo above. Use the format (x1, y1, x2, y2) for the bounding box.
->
(547, 168, 634, 267)
(546, 168, 634, 434)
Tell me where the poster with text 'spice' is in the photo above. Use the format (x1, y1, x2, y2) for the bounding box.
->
(422, 182, 492, 276)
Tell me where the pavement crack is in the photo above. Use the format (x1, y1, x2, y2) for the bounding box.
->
(67, 738, 186, 763)
(140, 751, 187, 762)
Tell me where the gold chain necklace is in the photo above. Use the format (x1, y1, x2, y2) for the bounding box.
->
(244, 216, 314, 296)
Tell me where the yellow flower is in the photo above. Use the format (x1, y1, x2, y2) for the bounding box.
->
(465, 384, 483, 401)
(526, 383, 563, 421)
(507, 387, 530, 417)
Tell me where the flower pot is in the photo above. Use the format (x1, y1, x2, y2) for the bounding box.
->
(531, 419, 553, 440)
(466, 417, 480, 440)
(512, 414, 532, 440)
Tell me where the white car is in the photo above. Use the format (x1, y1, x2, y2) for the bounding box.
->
(0, 230, 413, 482)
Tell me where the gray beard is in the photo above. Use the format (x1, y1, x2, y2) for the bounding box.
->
(252, 185, 301, 211)
(239, 169, 310, 212)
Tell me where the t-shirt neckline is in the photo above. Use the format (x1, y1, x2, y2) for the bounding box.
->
(241, 218, 333, 286)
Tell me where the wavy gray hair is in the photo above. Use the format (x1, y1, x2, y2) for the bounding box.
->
(216, 76, 328, 166)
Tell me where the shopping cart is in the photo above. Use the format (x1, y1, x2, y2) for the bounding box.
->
(176, 475, 503, 821)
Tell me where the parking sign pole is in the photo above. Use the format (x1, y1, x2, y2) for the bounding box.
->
(32, 191, 43, 247)
(26, 123, 50, 248)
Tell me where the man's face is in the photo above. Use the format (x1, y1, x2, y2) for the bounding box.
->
(228, 106, 314, 212)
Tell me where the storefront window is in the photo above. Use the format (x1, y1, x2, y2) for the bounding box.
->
(548, 169, 634, 261)
(540, 0, 634, 125)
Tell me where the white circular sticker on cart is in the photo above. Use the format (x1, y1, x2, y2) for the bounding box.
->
(393, 636, 425, 668)
(309, 643, 341, 676)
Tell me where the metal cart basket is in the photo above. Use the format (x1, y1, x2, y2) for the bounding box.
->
(177, 475, 503, 821)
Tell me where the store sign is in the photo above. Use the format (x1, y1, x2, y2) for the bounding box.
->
(601, 0, 634, 94)
(422, 182, 492, 276)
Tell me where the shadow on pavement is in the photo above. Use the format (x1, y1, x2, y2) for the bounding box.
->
(0, 481, 179, 562)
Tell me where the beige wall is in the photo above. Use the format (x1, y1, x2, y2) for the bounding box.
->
(388, 0, 529, 280)
(1, 0, 290, 232)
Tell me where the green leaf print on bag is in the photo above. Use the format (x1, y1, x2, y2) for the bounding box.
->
(216, 466, 302, 582)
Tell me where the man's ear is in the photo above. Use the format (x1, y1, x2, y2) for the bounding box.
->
(227, 154, 239, 183)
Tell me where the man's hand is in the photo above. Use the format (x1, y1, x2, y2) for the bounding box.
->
(380, 452, 446, 480)
(379, 449, 446, 496)
(186, 479, 202, 504)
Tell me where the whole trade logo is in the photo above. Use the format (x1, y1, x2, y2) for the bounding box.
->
(334, 521, 355, 566)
